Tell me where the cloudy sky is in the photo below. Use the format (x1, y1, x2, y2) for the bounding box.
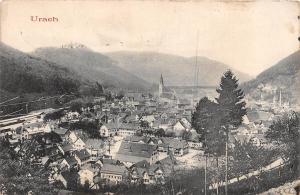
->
(1, 0, 299, 76)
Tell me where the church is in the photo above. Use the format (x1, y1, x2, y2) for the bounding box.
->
(158, 74, 177, 101)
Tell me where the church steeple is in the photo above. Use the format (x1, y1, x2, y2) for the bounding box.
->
(160, 74, 164, 86)
(159, 74, 164, 97)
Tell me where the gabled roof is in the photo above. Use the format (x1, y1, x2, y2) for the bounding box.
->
(124, 135, 157, 144)
(100, 164, 126, 175)
(53, 127, 68, 135)
(119, 123, 139, 130)
(65, 156, 78, 166)
(85, 139, 105, 149)
(74, 149, 90, 160)
(102, 122, 119, 130)
(159, 137, 188, 149)
(61, 143, 75, 152)
(117, 142, 157, 158)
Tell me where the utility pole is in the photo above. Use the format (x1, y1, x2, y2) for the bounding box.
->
(225, 128, 229, 195)
(25, 104, 28, 114)
(205, 153, 207, 195)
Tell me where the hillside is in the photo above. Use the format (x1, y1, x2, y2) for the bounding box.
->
(242, 50, 300, 105)
(32, 46, 151, 91)
(106, 51, 252, 86)
(0, 43, 86, 96)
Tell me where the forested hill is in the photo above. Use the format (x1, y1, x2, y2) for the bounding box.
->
(242, 50, 300, 105)
(0, 43, 104, 100)
(32, 45, 151, 91)
(0, 43, 81, 95)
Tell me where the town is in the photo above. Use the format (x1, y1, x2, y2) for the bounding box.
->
(0, 71, 297, 194)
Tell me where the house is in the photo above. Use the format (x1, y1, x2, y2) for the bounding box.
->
(64, 156, 78, 170)
(74, 149, 91, 166)
(58, 143, 75, 156)
(55, 170, 79, 188)
(173, 119, 191, 133)
(159, 137, 189, 156)
(130, 156, 175, 185)
(67, 131, 87, 150)
(188, 142, 202, 150)
(100, 164, 127, 184)
(141, 115, 156, 124)
(84, 139, 105, 161)
(117, 123, 138, 137)
(124, 135, 157, 145)
(99, 122, 118, 137)
(52, 127, 69, 141)
(115, 142, 159, 165)
(16, 122, 52, 139)
(78, 164, 100, 188)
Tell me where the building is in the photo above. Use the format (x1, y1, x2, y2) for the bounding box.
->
(115, 142, 159, 165)
(99, 122, 118, 137)
(158, 74, 177, 101)
(100, 164, 127, 184)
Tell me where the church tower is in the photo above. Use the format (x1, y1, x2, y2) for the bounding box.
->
(159, 74, 164, 97)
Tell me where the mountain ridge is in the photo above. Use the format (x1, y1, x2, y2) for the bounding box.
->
(106, 51, 252, 86)
(32, 47, 151, 91)
(242, 50, 300, 105)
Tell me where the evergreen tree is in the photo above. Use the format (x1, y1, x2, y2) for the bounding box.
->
(216, 70, 246, 128)
(192, 97, 218, 140)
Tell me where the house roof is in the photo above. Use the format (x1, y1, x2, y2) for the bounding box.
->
(74, 149, 90, 160)
(61, 143, 75, 152)
(159, 137, 188, 149)
(53, 127, 68, 135)
(102, 158, 120, 165)
(85, 139, 104, 149)
(102, 122, 119, 130)
(132, 160, 150, 169)
(119, 123, 139, 130)
(23, 122, 44, 129)
(124, 135, 157, 144)
(65, 156, 78, 166)
(100, 164, 126, 175)
(60, 170, 79, 184)
(117, 142, 157, 158)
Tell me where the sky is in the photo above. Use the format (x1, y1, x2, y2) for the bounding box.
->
(1, 0, 299, 76)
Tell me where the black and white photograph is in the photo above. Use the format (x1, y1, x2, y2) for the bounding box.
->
(0, 0, 299, 194)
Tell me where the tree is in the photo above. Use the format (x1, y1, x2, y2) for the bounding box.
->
(192, 97, 218, 140)
(69, 100, 83, 113)
(265, 111, 300, 177)
(228, 141, 276, 179)
(154, 128, 165, 137)
(216, 70, 246, 128)
(0, 139, 55, 194)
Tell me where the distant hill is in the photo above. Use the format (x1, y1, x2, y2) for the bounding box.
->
(242, 50, 300, 105)
(32, 46, 151, 91)
(0, 43, 88, 97)
(106, 51, 252, 86)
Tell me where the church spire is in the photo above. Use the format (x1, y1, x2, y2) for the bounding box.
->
(159, 74, 164, 98)
(160, 74, 164, 86)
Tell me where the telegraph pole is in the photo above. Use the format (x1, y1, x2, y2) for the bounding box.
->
(25, 104, 28, 114)
(205, 153, 207, 195)
(225, 128, 229, 195)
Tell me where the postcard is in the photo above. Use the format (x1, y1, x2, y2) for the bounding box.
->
(0, 0, 299, 194)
